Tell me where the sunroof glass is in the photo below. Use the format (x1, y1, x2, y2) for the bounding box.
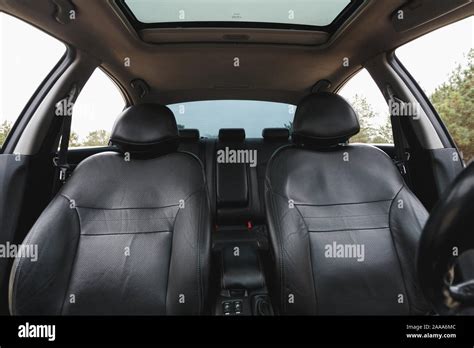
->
(123, 0, 352, 27)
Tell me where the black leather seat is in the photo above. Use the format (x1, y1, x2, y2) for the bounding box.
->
(9, 104, 211, 315)
(265, 92, 429, 315)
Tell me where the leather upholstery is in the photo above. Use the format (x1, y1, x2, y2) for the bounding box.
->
(293, 92, 360, 146)
(179, 128, 200, 142)
(265, 93, 429, 315)
(10, 105, 211, 315)
(218, 128, 246, 142)
(216, 129, 254, 224)
(262, 128, 290, 141)
(110, 103, 179, 156)
(221, 243, 266, 291)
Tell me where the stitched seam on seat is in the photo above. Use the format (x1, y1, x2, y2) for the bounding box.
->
(303, 214, 388, 219)
(81, 231, 171, 236)
(269, 194, 393, 207)
(269, 189, 286, 314)
(78, 217, 176, 222)
(307, 227, 389, 233)
(64, 203, 180, 210)
(11, 198, 41, 314)
(197, 188, 204, 314)
(59, 195, 82, 315)
(295, 205, 319, 315)
(388, 186, 411, 314)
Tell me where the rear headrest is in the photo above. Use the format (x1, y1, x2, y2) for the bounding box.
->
(292, 92, 360, 146)
(262, 128, 290, 141)
(110, 103, 179, 157)
(218, 128, 246, 142)
(179, 128, 200, 142)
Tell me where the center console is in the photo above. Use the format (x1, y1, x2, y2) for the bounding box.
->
(213, 237, 274, 316)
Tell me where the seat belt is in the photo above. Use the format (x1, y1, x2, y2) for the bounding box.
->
(52, 85, 78, 194)
(386, 85, 412, 184)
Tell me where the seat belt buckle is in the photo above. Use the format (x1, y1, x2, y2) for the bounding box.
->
(59, 167, 68, 182)
(396, 161, 407, 176)
(53, 156, 70, 183)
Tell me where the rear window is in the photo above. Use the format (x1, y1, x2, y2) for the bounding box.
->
(168, 100, 295, 138)
(123, 0, 352, 27)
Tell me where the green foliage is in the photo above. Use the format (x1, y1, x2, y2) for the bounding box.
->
(430, 48, 473, 162)
(0, 120, 12, 148)
(349, 94, 392, 144)
(68, 131, 81, 147)
(81, 130, 110, 147)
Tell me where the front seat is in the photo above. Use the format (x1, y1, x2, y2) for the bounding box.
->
(265, 92, 429, 315)
(9, 104, 211, 315)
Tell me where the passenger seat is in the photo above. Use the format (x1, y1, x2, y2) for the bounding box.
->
(265, 93, 430, 315)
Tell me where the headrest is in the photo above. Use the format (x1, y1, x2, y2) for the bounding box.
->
(179, 128, 200, 142)
(262, 128, 290, 141)
(218, 128, 246, 142)
(292, 92, 360, 146)
(110, 103, 179, 157)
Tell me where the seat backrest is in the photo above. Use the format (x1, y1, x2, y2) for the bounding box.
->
(10, 104, 211, 315)
(265, 93, 429, 315)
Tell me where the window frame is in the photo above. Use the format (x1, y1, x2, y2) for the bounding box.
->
(388, 51, 458, 150)
(0, 13, 74, 154)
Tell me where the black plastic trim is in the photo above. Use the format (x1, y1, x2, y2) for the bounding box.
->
(387, 52, 457, 150)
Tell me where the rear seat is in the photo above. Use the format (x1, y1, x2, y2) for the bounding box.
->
(178, 127, 291, 248)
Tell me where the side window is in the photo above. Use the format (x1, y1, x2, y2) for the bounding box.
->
(70, 69, 126, 147)
(0, 13, 66, 149)
(396, 17, 473, 162)
(339, 69, 393, 144)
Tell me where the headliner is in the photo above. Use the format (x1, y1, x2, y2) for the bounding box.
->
(0, 0, 472, 105)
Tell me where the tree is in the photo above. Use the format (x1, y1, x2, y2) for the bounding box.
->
(68, 131, 81, 147)
(82, 130, 110, 147)
(430, 48, 473, 162)
(284, 121, 293, 133)
(349, 94, 378, 143)
(0, 120, 12, 148)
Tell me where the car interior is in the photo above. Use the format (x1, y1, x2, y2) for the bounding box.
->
(0, 0, 473, 318)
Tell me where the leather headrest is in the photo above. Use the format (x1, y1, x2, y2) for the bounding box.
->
(218, 128, 246, 142)
(292, 92, 360, 146)
(179, 128, 200, 142)
(262, 128, 290, 141)
(110, 103, 179, 156)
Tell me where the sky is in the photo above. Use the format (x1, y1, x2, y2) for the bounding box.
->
(0, 12, 472, 140)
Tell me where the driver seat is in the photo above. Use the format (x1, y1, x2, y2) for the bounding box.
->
(9, 104, 211, 315)
(265, 92, 430, 315)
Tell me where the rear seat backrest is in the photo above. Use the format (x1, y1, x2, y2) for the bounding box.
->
(251, 128, 291, 223)
(179, 127, 291, 227)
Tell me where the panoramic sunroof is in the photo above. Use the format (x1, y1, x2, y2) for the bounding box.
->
(120, 0, 360, 31)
